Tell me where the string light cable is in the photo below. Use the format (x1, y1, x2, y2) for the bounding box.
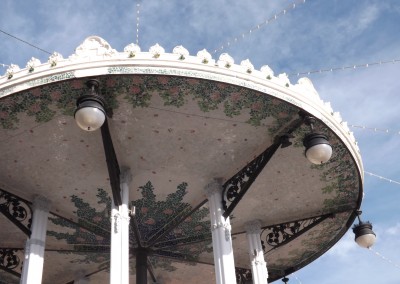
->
(290, 58, 400, 77)
(349, 124, 400, 135)
(364, 171, 400, 186)
(369, 248, 400, 270)
(0, 28, 52, 55)
(136, 0, 141, 45)
(289, 272, 303, 284)
(213, 0, 307, 54)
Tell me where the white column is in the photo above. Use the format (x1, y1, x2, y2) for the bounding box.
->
(245, 220, 268, 284)
(204, 180, 237, 284)
(120, 168, 131, 284)
(110, 200, 121, 284)
(20, 196, 50, 284)
(110, 167, 131, 284)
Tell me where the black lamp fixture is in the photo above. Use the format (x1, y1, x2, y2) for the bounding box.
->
(352, 210, 376, 249)
(282, 276, 289, 283)
(303, 116, 332, 164)
(74, 79, 106, 131)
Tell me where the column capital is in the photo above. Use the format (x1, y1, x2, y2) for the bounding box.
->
(28, 238, 46, 247)
(33, 195, 50, 212)
(24, 239, 31, 255)
(245, 220, 262, 234)
(120, 166, 132, 184)
(204, 178, 224, 197)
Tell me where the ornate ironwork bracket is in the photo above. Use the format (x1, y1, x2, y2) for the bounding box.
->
(261, 213, 333, 253)
(221, 112, 310, 219)
(221, 138, 284, 219)
(0, 248, 22, 278)
(0, 188, 32, 236)
(101, 119, 122, 206)
(236, 267, 253, 284)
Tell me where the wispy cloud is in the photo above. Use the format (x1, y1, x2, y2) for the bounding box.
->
(386, 223, 400, 235)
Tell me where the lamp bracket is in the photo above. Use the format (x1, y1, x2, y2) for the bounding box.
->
(304, 116, 316, 126)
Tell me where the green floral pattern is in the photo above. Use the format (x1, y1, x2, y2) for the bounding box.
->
(47, 181, 211, 271)
(0, 75, 298, 133)
(131, 181, 210, 244)
(48, 188, 111, 246)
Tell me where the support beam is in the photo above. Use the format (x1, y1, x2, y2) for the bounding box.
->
(73, 271, 89, 284)
(205, 180, 237, 284)
(136, 248, 148, 284)
(74, 279, 89, 284)
(110, 168, 131, 284)
(147, 259, 157, 283)
(245, 220, 268, 284)
(146, 199, 207, 247)
(20, 196, 50, 284)
(101, 119, 122, 206)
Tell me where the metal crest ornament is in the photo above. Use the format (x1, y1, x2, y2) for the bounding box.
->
(0, 188, 32, 236)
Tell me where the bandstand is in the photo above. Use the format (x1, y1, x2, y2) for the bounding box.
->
(0, 36, 370, 284)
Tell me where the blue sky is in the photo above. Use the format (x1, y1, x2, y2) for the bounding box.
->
(1, 0, 400, 283)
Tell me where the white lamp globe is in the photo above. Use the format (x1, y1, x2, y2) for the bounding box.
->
(74, 97, 106, 131)
(303, 133, 332, 164)
(353, 222, 376, 249)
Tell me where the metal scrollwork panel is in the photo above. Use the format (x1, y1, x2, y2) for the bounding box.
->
(0, 249, 23, 277)
(261, 214, 331, 252)
(0, 188, 32, 236)
(222, 142, 281, 219)
(235, 268, 252, 284)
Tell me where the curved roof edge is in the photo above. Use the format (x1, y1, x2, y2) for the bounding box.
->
(0, 36, 364, 182)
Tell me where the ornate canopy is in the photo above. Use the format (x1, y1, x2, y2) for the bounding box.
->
(0, 36, 363, 283)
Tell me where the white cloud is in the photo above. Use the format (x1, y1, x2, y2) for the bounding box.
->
(327, 231, 358, 259)
(340, 4, 381, 35)
(386, 223, 400, 235)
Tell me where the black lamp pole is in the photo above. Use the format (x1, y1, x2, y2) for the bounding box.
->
(136, 248, 148, 284)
